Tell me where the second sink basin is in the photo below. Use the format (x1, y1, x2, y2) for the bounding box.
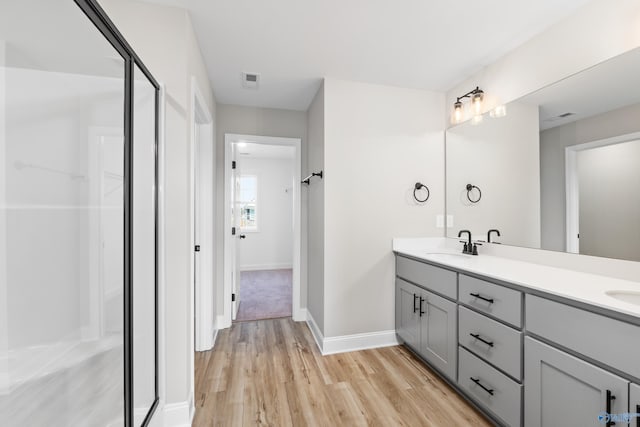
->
(605, 290, 640, 306)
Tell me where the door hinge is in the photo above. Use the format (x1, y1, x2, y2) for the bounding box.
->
(231, 227, 236, 236)
(194, 245, 200, 252)
(232, 160, 236, 169)
(232, 293, 236, 302)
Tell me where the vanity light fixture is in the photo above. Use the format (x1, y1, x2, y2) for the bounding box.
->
(452, 86, 484, 124)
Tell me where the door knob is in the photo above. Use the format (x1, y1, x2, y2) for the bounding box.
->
(239, 234, 246, 239)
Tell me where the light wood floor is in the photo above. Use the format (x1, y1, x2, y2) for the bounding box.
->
(194, 318, 492, 426)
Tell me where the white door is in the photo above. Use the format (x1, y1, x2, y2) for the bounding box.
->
(230, 146, 242, 320)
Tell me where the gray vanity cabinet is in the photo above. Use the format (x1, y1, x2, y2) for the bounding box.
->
(524, 337, 628, 427)
(631, 383, 640, 427)
(418, 289, 457, 380)
(395, 257, 458, 381)
(395, 278, 421, 350)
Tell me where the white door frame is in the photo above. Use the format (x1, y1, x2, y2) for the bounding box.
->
(565, 131, 640, 253)
(222, 133, 303, 329)
(190, 77, 215, 354)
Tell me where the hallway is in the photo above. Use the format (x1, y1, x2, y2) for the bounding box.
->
(193, 318, 491, 426)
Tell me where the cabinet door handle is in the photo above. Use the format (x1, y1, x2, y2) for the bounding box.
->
(419, 297, 425, 317)
(469, 333, 494, 347)
(470, 377, 494, 396)
(413, 293, 419, 313)
(469, 292, 494, 304)
(605, 389, 616, 427)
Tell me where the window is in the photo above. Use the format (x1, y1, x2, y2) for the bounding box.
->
(239, 175, 258, 231)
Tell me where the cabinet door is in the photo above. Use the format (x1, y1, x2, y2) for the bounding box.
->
(396, 278, 421, 350)
(525, 337, 628, 427)
(419, 289, 457, 380)
(631, 383, 640, 427)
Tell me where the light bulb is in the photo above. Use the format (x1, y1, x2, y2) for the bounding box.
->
(453, 101, 464, 124)
(471, 91, 484, 116)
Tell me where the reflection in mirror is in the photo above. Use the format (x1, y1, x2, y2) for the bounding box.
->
(446, 47, 640, 262)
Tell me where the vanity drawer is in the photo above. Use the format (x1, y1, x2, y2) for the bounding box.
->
(459, 306, 522, 380)
(458, 275, 522, 328)
(396, 256, 457, 300)
(458, 346, 522, 427)
(526, 295, 640, 379)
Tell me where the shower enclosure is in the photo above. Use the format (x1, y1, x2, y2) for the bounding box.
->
(0, 0, 159, 426)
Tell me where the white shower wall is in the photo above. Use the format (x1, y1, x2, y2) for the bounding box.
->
(4, 66, 124, 352)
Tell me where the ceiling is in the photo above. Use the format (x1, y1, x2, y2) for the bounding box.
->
(519, 47, 640, 130)
(141, 0, 594, 111)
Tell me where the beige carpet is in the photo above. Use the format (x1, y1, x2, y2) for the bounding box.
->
(235, 269, 292, 322)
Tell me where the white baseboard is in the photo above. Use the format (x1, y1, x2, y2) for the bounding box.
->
(306, 310, 324, 354)
(306, 311, 398, 355)
(239, 263, 293, 271)
(163, 399, 194, 427)
(322, 329, 399, 355)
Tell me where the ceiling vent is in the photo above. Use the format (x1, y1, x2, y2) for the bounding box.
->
(241, 72, 260, 89)
(543, 112, 576, 122)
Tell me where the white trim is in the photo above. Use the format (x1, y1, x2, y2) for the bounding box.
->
(305, 310, 324, 354)
(322, 330, 399, 355)
(239, 263, 293, 271)
(163, 400, 194, 427)
(306, 311, 398, 355)
(565, 131, 640, 253)
(224, 134, 303, 327)
(157, 84, 167, 418)
(216, 314, 228, 331)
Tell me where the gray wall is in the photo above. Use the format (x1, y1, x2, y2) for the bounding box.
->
(306, 83, 324, 333)
(540, 102, 640, 252)
(578, 139, 640, 261)
(215, 104, 308, 317)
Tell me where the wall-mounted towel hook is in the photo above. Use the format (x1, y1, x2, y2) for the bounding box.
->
(302, 170, 323, 185)
(466, 184, 482, 203)
(413, 182, 430, 203)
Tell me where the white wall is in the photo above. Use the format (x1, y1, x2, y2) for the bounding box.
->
(99, 0, 216, 411)
(322, 78, 445, 338)
(446, 0, 640, 122)
(215, 105, 307, 316)
(540, 102, 640, 251)
(578, 139, 640, 261)
(446, 102, 540, 247)
(238, 155, 294, 270)
(306, 84, 325, 333)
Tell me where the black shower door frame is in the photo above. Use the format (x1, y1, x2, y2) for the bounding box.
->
(73, 1, 160, 426)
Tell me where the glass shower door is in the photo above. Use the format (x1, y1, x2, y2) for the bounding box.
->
(0, 0, 126, 425)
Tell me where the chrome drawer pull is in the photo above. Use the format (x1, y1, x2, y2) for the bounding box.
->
(469, 333, 494, 347)
(469, 292, 494, 304)
(470, 377, 494, 396)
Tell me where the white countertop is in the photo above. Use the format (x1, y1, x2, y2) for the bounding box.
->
(393, 238, 640, 320)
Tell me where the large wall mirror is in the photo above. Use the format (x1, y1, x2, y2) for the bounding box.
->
(446, 46, 640, 262)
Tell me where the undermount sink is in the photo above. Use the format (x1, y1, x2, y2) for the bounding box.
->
(605, 290, 640, 306)
(424, 252, 472, 260)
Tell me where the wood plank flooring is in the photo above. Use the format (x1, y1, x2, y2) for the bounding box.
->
(194, 318, 492, 426)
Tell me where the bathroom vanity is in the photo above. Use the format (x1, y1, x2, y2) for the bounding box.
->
(394, 239, 640, 427)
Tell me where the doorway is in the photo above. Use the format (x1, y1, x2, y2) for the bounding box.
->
(565, 131, 640, 259)
(223, 134, 302, 327)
